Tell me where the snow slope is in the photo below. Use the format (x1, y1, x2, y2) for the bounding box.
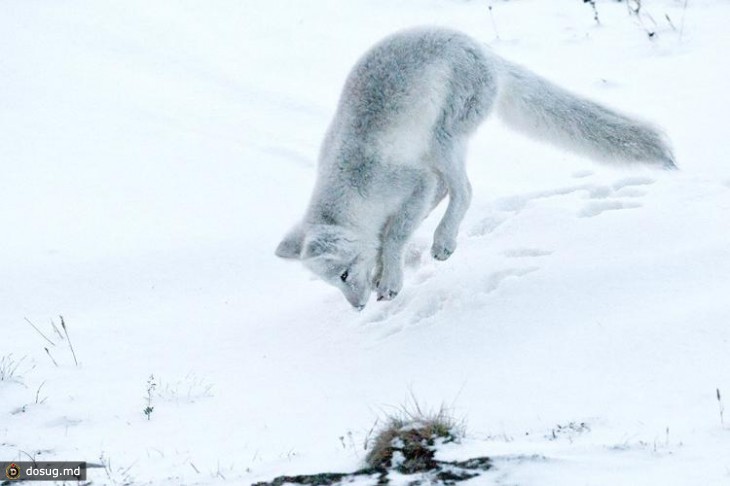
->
(1, 0, 729, 484)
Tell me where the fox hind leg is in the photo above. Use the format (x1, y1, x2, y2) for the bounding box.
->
(431, 138, 472, 260)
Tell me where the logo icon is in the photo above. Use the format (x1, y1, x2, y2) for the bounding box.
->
(5, 463, 21, 480)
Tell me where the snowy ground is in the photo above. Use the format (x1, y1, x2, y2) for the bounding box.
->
(2, 0, 729, 484)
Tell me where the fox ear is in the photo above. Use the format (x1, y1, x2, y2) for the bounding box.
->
(302, 237, 329, 259)
(301, 225, 351, 260)
(275, 225, 305, 259)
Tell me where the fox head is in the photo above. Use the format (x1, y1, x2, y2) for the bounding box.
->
(276, 224, 375, 310)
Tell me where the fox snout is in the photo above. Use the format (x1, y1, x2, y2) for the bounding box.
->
(343, 284, 371, 311)
(346, 294, 369, 311)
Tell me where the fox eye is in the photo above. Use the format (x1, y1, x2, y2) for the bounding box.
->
(340, 270, 349, 282)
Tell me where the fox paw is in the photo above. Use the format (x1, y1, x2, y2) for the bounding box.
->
(377, 288, 399, 301)
(431, 241, 456, 261)
(375, 274, 402, 302)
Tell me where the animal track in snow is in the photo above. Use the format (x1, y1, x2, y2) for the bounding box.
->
(482, 267, 539, 294)
(470, 177, 654, 235)
(362, 296, 409, 326)
(468, 215, 507, 237)
(510, 176, 654, 206)
(494, 196, 528, 212)
(611, 176, 655, 190)
(578, 200, 642, 218)
(612, 187, 647, 198)
(503, 248, 553, 258)
(411, 292, 449, 323)
(576, 177, 653, 217)
(572, 170, 594, 179)
(490, 182, 624, 213)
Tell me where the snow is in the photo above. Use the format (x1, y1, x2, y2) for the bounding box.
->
(1, 0, 729, 484)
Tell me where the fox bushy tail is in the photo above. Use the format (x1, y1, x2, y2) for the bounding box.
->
(494, 58, 676, 169)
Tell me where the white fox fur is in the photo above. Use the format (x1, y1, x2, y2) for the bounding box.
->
(276, 27, 675, 309)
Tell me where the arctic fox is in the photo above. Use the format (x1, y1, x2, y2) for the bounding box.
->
(276, 27, 675, 310)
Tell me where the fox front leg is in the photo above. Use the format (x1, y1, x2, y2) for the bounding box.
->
(376, 179, 434, 301)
